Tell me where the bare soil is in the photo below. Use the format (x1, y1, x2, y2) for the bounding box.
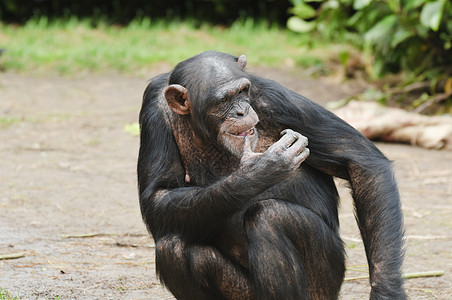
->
(0, 68, 451, 299)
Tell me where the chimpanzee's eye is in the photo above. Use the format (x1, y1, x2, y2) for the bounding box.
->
(221, 94, 231, 103)
(239, 86, 249, 96)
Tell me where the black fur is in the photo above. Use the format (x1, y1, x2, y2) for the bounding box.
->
(137, 51, 406, 299)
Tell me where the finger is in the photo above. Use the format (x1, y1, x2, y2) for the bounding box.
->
(243, 135, 253, 155)
(285, 134, 308, 156)
(294, 148, 310, 166)
(270, 130, 299, 152)
(280, 129, 296, 137)
(268, 130, 297, 152)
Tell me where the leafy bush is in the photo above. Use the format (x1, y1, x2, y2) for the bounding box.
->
(288, 0, 452, 78)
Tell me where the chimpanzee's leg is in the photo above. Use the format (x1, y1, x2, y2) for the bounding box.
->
(244, 199, 345, 300)
(155, 235, 254, 300)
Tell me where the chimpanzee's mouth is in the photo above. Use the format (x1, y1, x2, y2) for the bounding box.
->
(227, 127, 256, 137)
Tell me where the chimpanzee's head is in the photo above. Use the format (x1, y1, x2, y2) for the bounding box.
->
(164, 51, 259, 157)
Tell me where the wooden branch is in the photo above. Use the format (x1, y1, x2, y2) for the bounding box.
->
(61, 233, 117, 238)
(414, 92, 452, 113)
(391, 81, 431, 94)
(0, 252, 26, 260)
(403, 270, 445, 279)
(344, 270, 445, 281)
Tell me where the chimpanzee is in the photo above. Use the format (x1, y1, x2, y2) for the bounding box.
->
(137, 51, 406, 299)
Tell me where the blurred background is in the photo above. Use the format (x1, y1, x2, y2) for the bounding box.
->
(0, 0, 451, 111)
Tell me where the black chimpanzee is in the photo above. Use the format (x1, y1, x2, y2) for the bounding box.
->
(137, 51, 406, 299)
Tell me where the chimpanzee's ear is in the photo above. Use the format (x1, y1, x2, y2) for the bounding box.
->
(237, 54, 247, 69)
(165, 84, 190, 115)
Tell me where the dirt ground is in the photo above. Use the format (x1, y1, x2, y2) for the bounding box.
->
(0, 67, 451, 300)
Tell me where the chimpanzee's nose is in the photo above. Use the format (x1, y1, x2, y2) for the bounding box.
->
(234, 102, 249, 118)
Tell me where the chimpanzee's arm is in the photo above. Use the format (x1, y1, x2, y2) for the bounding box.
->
(304, 114, 406, 299)
(253, 79, 406, 299)
(139, 131, 306, 242)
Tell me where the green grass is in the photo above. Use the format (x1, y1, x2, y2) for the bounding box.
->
(0, 288, 61, 300)
(0, 117, 22, 129)
(0, 288, 19, 300)
(0, 17, 337, 75)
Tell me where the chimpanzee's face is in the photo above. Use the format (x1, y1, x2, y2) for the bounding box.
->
(206, 77, 259, 157)
(164, 53, 259, 157)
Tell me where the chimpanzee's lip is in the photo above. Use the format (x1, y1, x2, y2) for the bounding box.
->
(228, 127, 256, 137)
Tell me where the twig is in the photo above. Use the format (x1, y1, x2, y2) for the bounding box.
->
(115, 242, 138, 248)
(391, 81, 431, 94)
(343, 235, 452, 242)
(404, 270, 445, 279)
(0, 252, 26, 260)
(61, 233, 117, 238)
(344, 275, 370, 281)
(44, 254, 63, 272)
(344, 270, 444, 281)
(406, 235, 452, 241)
(414, 92, 452, 113)
(412, 288, 439, 298)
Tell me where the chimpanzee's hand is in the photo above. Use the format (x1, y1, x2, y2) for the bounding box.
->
(240, 129, 309, 182)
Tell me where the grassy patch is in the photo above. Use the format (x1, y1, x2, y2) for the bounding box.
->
(0, 288, 19, 300)
(0, 17, 334, 75)
(0, 117, 22, 129)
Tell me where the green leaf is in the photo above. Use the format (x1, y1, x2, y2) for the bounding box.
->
(371, 58, 386, 78)
(323, 0, 340, 9)
(290, 3, 316, 19)
(391, 28, 413, 47)
(387, 0, 400, 13)
(404, 0, 425, 11)
(339, 51, 350, 65)
(413, 92, 430, 107)
(346, 11, 362, 27)
(287, 16, 316, 33)
(364, 15, 397, 43)
(353, 0, 373, 10)
(420, 0, 446, 32)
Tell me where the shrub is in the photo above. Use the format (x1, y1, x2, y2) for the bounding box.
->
(288, 0, 452, 78)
